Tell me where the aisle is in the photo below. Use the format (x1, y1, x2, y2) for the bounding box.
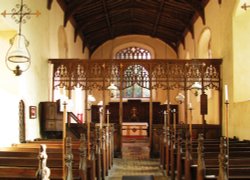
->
(106, 158, 167, 180)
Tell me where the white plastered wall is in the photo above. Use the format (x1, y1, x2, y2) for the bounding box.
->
(0, 0, 87, 147)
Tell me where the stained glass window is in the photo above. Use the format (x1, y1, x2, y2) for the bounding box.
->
(116, 46, 151, 59)
(115, 46, 151, 98)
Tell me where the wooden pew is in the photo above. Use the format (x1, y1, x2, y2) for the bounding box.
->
(0, 142, 81, 180)
(0, 166, 81, 179)
(0, 123, 114, 180)
(171, 132, 250, 180)
(194, 136, 250, 180)
(0, 137, 85, 179)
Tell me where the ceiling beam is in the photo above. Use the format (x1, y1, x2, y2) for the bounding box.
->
(183, 0, 206, 25)
(47, 0, 53, 10)
(57, 0, 85, 45)
(152, 0, 165, 36)
(62, 0, 86, 27)
(101, 0, 113, 38)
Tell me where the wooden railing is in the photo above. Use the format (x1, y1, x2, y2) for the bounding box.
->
(67, 112, 82, 124)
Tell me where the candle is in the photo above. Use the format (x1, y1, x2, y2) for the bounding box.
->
(163, 110, 167, 127)
(189, 103, 192, 109)
(107, 109, 110, 125)
(99, 107, 103, 129)
(225, 85, 228, 102)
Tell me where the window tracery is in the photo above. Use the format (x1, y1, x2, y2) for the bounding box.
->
(115, 46, 151, 98)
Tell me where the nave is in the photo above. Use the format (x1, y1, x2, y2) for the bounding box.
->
(0, 98, 248, 180)
(2, 126, 250, 180)
(2, 131, 250, 180)
(0, 134, 166, 180)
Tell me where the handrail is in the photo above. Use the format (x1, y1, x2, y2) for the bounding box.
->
(67, 112, 82, 124)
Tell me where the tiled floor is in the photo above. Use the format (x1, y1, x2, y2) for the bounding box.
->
(105, 158, 167, 180)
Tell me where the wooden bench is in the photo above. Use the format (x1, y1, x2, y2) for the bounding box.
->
(0, 124, 114, 180)
(193, 135, 250, 180)
(0, 137, 86, 180)
(165, 131, 250, 180)
(0, 166, 81, 180)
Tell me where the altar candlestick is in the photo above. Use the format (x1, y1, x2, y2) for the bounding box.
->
(173, 109, 176, 137)
(99, 107, 103, 130)
(225, 93, 230, 177)
(163, 110, 167, 128)
(62, 101, 67, 179)
(189, 106, 193, 147)
(107, 109, 110, 125)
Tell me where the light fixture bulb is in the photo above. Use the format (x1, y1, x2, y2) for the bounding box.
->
(87, 94, 96, 102)
(191, 82, 202, 96)
(191, 82, 202, 90)
(175, 93, 185, 104)
(107, 83, 118, 90)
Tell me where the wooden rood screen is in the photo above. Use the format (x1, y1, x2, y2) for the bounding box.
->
(49, 58, 222, 124)
(49, 58, 221, 91)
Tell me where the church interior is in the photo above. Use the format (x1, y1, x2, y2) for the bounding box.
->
(1, 0, 250, 179)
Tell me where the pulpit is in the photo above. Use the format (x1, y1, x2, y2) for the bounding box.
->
(122, 122, 148, 136)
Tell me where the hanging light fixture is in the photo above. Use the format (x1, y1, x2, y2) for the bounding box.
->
(175, 93, 185, 104)
(1, 0, 40, 76)
(86, 94, 96, 110)
(87, 94, 96, 103)
(107, 83, 118, 98)
(190, 82, 202, 96)
(107, 83, 118, 90)
(6, 34, 31, 76)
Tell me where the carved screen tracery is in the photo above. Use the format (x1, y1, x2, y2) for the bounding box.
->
(50, 58, 222, 126)
(50, 59, 222, 92)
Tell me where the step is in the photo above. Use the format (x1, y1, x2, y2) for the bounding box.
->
(121, 137, 150, 160)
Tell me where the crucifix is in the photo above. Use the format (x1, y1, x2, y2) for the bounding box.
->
(1, 0, 41, 34)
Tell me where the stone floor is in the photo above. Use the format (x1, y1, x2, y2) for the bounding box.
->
(105, 158, 167, 180)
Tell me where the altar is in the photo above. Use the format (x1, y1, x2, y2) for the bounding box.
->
(122, 122, 148, 136)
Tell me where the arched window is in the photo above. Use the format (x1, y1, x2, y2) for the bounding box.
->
(115, 46, 151, 98)
(115, 46, 151, 59)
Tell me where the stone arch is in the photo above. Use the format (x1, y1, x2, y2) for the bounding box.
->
(197, 27, 212, 58)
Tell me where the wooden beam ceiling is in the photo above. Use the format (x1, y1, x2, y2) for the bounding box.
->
(54, 0, 210, 55)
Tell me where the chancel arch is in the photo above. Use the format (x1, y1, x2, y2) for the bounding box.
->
(49, 27, 222, 159)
